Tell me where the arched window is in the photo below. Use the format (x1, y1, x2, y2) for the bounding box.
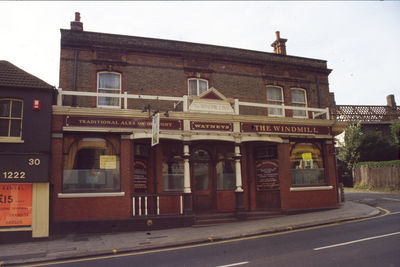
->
(290, 142, 326, 186)
(0, 98, 23, 140)
(188, 78, 209, 96)
(162, 142, 184, 191)
(291, 88, 307, 118)
(192, 149, 211, 191)
(97, 72, 121, 108)
(63, 136, 120, 192)
(266, 86, 284, 116)
(216, 151, 235, 191)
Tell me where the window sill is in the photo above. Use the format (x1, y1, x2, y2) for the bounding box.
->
(58, 192, 125, 198)
(0, 227, 32, 232)
(0, 138, 24, 143)
(290, 186, 333, 192)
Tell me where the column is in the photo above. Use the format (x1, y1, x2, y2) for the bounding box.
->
(234, 144, 243, 192)
(183, 143, 191, 194)
(234, 143, 245, 219)
(183, 142, 192, 215)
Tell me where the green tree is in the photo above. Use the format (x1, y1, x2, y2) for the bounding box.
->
(337, 121, 363, 169)
(390, 120, 400, 144)
(358, 131, 397, 162)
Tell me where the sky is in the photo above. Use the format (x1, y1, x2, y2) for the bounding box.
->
(1, 1, 399, 106)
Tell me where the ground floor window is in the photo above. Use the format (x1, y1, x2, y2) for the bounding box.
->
(162, 142, 184, 191)
(63, 135, 120, 192)
(290, 142, 325, 186)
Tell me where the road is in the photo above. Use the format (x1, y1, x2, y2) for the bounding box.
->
(29, 191, 400, 267)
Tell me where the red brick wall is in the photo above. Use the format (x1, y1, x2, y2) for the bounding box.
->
(279, 142, 338, 211)
(50, 125, 134, 222)
(59, 45, 332, 113)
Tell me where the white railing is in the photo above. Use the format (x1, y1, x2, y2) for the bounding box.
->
(56, 88, 330, 119)
(132, 193, 183, 216)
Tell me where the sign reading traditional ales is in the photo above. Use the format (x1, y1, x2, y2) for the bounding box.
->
(241, 123, 331, 135)
(0, 183, 32, 227)
(134, 160, 148, 193)
(65, 116, 182, 130)
(256, 161, 279, 191)
(0, 154, 49, 183)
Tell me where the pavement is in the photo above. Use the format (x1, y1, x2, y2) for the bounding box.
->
(0, 200, 380, 266)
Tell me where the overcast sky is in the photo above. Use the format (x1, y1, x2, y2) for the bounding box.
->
(1, 1, 399, 105)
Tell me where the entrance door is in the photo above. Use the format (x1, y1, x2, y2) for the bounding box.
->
(192, 149, 214, 211)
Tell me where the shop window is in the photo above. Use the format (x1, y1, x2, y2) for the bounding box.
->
(291, 88, 307, 118)
(97, 72, 121, 108)
(266, 86, 284, 116)
(290, 142, 325, 186)
(188, 78, 209, 96)
(162, 143, 184, 191)
(216, 151, 235, 190)
(0, 98, 23, 140)
(63, 137, 120, 192)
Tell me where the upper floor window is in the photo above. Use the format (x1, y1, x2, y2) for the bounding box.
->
(0, 98, 23, 140)
(266, 86, 284, 116)
(188, 78, 208, 96)
(97, 72, 121, 108)
(291, 88, 307, 118)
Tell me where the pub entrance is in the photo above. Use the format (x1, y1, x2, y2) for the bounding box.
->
(192, 148, 215, 212)
(254, 145, 281, 210)
(190, 142, 236, 213)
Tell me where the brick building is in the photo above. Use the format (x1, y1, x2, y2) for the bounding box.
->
(51, 13, 346, 233)
(0, 61, 55, 240)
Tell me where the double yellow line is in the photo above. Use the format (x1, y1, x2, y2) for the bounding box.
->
(16, 207, 391, 267)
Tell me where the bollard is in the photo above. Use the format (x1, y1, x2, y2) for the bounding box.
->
(339, 183, 345, 202)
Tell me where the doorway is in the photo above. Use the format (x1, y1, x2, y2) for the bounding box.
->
(192, 149, 215, 212)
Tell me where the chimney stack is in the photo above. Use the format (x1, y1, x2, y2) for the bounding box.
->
(70, 12, 83, 31)
(271, 31, 287, 55)
(386, 94, 397, 109)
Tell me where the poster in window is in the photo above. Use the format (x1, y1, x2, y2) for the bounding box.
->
(100, 155, 117, 169)
(256, 161, 279, 191)
(0, 183, 32, 227)
(134, 160, 148, 193)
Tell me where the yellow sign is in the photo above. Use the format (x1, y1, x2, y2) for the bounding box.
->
(100, 155, 117, 169)
(0, 183, 32, 227)
(302, 153, 313, 161)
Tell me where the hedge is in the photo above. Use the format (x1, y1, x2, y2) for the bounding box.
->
(356, 160, 400, 167)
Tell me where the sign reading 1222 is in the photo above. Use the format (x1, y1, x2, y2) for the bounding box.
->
(0, 154, 49, 183)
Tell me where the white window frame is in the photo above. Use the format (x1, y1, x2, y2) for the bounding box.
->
(97, 72, 121, 108)
(188, 78, 209, 96)
(266, 86, 284, 117)
(291, 88, 307, 118)
(0, 98, 23, 143)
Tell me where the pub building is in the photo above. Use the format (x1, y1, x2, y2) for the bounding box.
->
(50, 13, 346, 233)
(0, 61, 55, 240)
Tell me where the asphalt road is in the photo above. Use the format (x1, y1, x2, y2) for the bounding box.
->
(31, 191, 400, 267)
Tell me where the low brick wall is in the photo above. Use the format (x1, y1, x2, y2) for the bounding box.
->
(354, 165, 400, 190)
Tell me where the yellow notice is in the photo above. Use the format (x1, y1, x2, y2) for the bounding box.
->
(302, 153, 313, 161)
(100, 155, 117, 169)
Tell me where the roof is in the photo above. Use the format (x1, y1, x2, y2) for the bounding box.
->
(0, 60, 54, 90)
(60, 29, 330, 72)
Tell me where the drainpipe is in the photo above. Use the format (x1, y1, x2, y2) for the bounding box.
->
(315, 75, 321, 108)
(72, 50, 79, 106)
